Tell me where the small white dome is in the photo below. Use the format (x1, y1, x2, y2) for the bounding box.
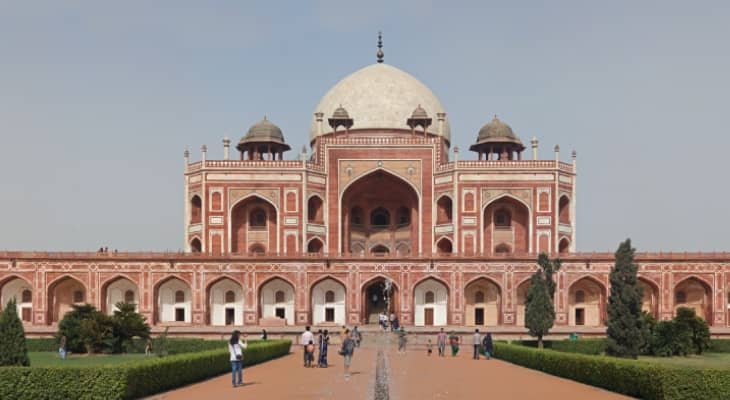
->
(310, 63, 450, 142)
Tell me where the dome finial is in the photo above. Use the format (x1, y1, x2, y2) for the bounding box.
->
(377, 31, 384, 63)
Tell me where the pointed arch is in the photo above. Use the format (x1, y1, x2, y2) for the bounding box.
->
(46, 275, 88, 324)
(307, 237, 324, 254)
(481, 194, 532, 255)
(0, 275, 33, 323)
(435, 236, 453, 255)
(310, 276, 347, 325)
(568, 275, 607, 327)
(637, 277, 659, 318)
(100, 274, 139, 314)
(558, 237, 570, 254)
(153, 275, 192, 324)
(229, 193, 280, 254)
(436, 194, 453, 224)
(464, 276, 502, 326)
(206, 275, 244, 326)
(673, 275, 713, 324)
(258, 276, 295, 325)
(361, 274, 400, 325)
(413, 276, 449, 326)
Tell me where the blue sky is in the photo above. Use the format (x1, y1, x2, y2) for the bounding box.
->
(0, 1, 728, 252)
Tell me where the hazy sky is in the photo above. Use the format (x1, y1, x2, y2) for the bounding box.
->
(1, 1, 728, 252)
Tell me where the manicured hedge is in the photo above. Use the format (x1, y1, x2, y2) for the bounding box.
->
(516, 339, 607, 355)
(494, 343, 730, 400)
(709, 339, 730, 353)
(0, 339, 291, 400)
(25, 337, 250, 355)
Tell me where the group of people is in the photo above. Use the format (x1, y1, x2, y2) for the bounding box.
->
(377, 312, 400, 331)
(428, 328, 493, 359)
(300, 325, 361, 378)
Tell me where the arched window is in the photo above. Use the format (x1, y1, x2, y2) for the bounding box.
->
(175, 290, 185, 303)
(495, 244, 511, 254)
(73, 290, 84, 303)
(211, 191, 222, 211)
(370, 208, 390, 227)
(308, 196, 323, 223)
(190, 195, 202, 224)
(575, 290, 585, 303)
(475, 290, 485, 304)
(249, 208, 267, 228)
(325, 290, 335, 303)
(225, 290, 235, 303)
(351, 207, 364, 226)
(275, 290, 286, 303)
(396, 206, 410, 226)
(307, 239, 323, 254)
(436, 196, 453, 224)
(675, 290, 687, 304)
(425, 291, 435, 304)
(124, 290, 135, 303)
(190, 238, 202, 253)
(494, 209, 511, 227)
(559, 196, 571, 224)
(249, 243, 266, 254)
(371, 245, 390, 254)
(21, 289, 32, 303)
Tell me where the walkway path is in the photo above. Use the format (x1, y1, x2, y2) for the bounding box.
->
(148, 334, 632, 400)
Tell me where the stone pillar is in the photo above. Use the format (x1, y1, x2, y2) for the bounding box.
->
(223, 137, 230, 160)
(531, 137, 538, 160)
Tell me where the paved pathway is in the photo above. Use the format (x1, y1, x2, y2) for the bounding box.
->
(148, 334, 632, 400)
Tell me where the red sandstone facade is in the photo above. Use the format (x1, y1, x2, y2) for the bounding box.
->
(1, 58, 728, 335)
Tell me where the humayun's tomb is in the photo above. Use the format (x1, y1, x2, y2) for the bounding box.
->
(2, 39, 729, 337)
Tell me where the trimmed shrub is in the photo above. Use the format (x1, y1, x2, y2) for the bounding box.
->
(26, 338, 58, 352)
(494, 343, 730, 400)
(516, 339, 607, 355)
(709, 339, 730, 353)
(0, 339, 291, 400)
(25, 337, 249, 355)
(0, 299, 30, 366)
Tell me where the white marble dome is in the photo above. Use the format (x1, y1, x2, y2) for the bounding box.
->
(310, 63, 450, 142)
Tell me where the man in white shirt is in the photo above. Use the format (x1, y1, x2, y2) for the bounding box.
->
(472, 329, 482, 360)
(300, 326, 314, 367)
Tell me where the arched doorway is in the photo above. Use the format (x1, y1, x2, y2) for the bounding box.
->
(259, 278, 295, 325)
(464, 278, 501, 326)
(674, 277, 712, 324)
(638, 278, 659, 318)
(361, 277, 399, 325)
(207, 278, 243, 326)
(190, 238, 202, 253)
(101, 277, 138, 314)
(436, 237, 453, 255)
(47, 276, 86, 324)
(307, 238, 324, 254)
(230, 196, 278, 254)
(483, 196, 529, 255)
(1, 277, 33, 323)
(311, 278, 346, 325)
(436, 196, 453, 224)
(155, 277, 192, 324)
(558, 238, 570, 254)
(414, 278, 448, 326)
(341, 170, 419, 254)
(568, 277, 606, 327)
(515, 279, 531, 326)
(307, 196, 324, 224)
(559, 195, 570, 225)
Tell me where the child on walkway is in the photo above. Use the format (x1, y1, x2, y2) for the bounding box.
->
(427, 338, 433, 356)
(305, 340, 316, 367)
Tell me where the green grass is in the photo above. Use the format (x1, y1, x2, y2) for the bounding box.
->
(639, 352, 730, 369)
(29, 352, 149, 367)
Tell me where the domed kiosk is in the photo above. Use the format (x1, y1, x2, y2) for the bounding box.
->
(469, 115, 526, 160)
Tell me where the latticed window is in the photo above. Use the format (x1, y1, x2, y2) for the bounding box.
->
(425, 291, 435, 304)
(21, 289, 32, 303)
(175, 290, 185, 303)
(494, 209, 511, 227)
(73, 290, 84, 303)
(124, 290, 134, 303)
(575, 290, 585, 303)
(225, 290, 235, 303)
(275, 290, 286, 303)
(475, 290, 485, 303)
(250, 208, 267, 228)
(325, 290, 335, 303)
(675, 291, 686, 304)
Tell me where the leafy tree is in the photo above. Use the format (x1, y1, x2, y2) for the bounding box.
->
(111, 302, 150, 353)
(606, 239, 645, 358)
(675, 307, 710, 355)
(638, 311, 657, 355)
(537, 253, 561, 298)
(650, 320, 678, 356)
(0, 299, 30, 366)
(57, 304, 114, 353)
(525, 274, 554, 348)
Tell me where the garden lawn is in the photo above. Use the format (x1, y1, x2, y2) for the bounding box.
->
(29, 352, 148, 367)
(639, 352, 730, 369)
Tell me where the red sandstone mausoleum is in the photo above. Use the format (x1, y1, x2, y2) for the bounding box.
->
(2, 39, 729, 337)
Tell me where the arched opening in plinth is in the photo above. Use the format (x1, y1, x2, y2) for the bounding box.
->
(154, 277, 192, 324)
(637, 278, 659, 318)
(414, 278, 448, 326)
(361, 277, 399, 325)
(311, 278, 346, 325)
(674, 277, 712, 324)
(341, 170, 419, 255)
(101, 276, 138, 315)
(0, 277, 33, 323)
(207, 277, 243, 326)
(568, 277, 606, 327)
(464, 278, 501, 326)
(259, 278, 295, 325)
(47, 276, 86, 324)
(515, 279, 531, 326)
(483, 195, 530, 255)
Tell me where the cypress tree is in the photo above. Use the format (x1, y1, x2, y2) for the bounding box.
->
(0, 298, 30, 366)
(606, 239, 644, 358)
(525, 252, 561, 349)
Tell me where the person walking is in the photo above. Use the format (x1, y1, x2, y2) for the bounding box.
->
(228, 330, 248, 387)
(300, 326, 314, 367)
(58, 335, 67, 360)
(449, 332, 460, 357)
(427, 338, 433, 356)
(397, 327, 407, 354)
(340, 329, 356, 379)
(352, 326, 361, 348)
(144, 338, 153, 356)
(472, 329, 481, 360)
(318, 329, 330, 367)
(305, 340, 316, 367)
(437, 328, 447, 357)
(482, 332, 494, 360)
(261, 329, 268, 341)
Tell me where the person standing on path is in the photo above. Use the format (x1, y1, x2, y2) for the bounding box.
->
(300, 326, 314, 367)
(482, 332, 494, 360)
(449, 332, 460, 357)
(437, 328, 447, 357)
(318, 329, 330, 367)
(58, 335, 67, 360)
(472, 329, 482, 360)
(340, 329, 356, 379)
(228, 330, 248, 387)
(397, 327, 407, 354)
